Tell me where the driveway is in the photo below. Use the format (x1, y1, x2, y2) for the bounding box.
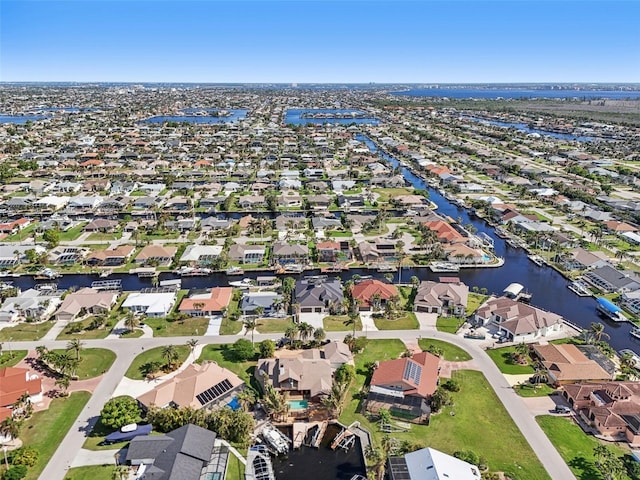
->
(359, 312, 378, 332)
(298, 312, 325, 330)
(414, 311, 437, 330)
(205, 315, 223, 335)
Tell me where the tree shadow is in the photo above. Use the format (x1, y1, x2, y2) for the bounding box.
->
(568, 456, 601, 480)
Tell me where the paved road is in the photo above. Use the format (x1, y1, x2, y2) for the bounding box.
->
(13, 329, 575, 480)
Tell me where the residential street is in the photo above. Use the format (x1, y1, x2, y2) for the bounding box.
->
(13, 329, 576, 480)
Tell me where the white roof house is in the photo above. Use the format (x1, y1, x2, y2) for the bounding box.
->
(400, 448, 480, 480)
(0, 289, 62, 323)
(179, 244, 223, 263)
(34, 195, 70, 210)
(122, 291, 177, 317)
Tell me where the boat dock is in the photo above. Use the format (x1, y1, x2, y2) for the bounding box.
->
(245, 445, 276, 480)
(90, 279, 122, 290)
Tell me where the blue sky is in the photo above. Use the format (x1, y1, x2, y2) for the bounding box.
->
(1, 0, 638, 83)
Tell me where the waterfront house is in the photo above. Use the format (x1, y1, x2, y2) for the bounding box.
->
(137, 362, 244, 410)
(54, 287, 118, 322)
(275, 214, 308, 231)
(562, 382, 640, 445)
(228, 244, 266, 264)
(0, 367, 43, 424)
(311, 216, 342, 230)
(316, 240, 347, 262)
(49, 246, 88, 265)
(134, 245, 178, 266)
(271, 241, 309, 266)
(583, 265, 640, 293)
(474, 296, 563, 342)
(125, 424, 225, 480)
(179, 245, 223, 265)
(531, 344, 614, 384)
(84, 218, 119, 233)
(423, 220, 466, 244)
(240, 292, 282, 316)
(358, 240, 398, 265)
(178, 287, 232, 316)
(121, 291, 177, 317)
(387, 448, 481, 480)
(0, 245, 46, 268)
(562, 247, 611, 271)
(0, 218, 30, 234)
(351, 279, 399, 312)
(200, 217, 233, 231)
(413, 280, 469, 315)
(0, 288, 62, 323)
(86, 245, 136, 266)
(294, 277, 343, 313)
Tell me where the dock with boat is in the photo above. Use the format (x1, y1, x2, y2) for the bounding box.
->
(429, 262, 460, 273)
(596, 297, 629, 322)
(90, 279, 122, 291)
(502, 282, 532, 302)
(527, 254, 545, 267)
(567, 280, 592, 297)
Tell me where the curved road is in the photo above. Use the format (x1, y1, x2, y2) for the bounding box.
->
(12, 329, 574, 480)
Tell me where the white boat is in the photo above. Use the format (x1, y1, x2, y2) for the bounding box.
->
(261, 423, 290, 455)
(283, 264, 304, 273)
(631, 327, 640, 341)
(176, 266, 212, 277)
(495, 226, 510, 239)
(567, 281, 591, 297)
(229, 278, 254, 289)
(99, 269, 113, 278)
(619, 349, 640, 368)
(429, 262, 460, 273)
(528, 254, 545, 267)
(34, 268, 61, 280)
(376, 264, 396, 272)
(226, 266, 244, 276)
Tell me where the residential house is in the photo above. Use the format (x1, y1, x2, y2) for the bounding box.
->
(271, 242, 309, 266)
(228, 244, 266, 265)
(0, 288, 62, 323)
(583, 265, 640, 293)
(135, 245, 178, 266)
(562, 382, 640, 444)
(238, 195, 265, 209)
(178, 287, 232, 316)
(240, 292, 282, 316)
(365, 352, 439, 421)
(562, 247, 611, 271)
(0, 245, 47, 268)
(49, 246, 89, 265)
(137, 362, 244, 410)
(311, 216, 342, 230)
(531, 344, 614, 384)
(358, 241, 398, 265)
(122, 291, 177, 317)
(0, 367, 43, 424)
(423, 220, 466, 244)
(316, 240, 350, 262)
(275, 214, 307, 231)
(351, 279, 399, 311)
(295, 277, 344, 313)
(387, 448, 481, 480)
(54, 287, 117, 322)
(84, 218, 119, 232)
(179, 245, 223, 266)
(473, 297, 563, 342)
(200, 217, 233, 231)
(125, 424, 227, 480)
(413, 281, 469, 316)
(86, 245, 136, 266)
(0, 218, 30, 235)
(278, 193, 303, 208)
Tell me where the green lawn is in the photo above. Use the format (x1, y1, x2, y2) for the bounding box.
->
(225, 453, 246, 480)
(0, 350, 27, 367)
(371, 187, 414, 202)
(537, 415, 632, 480)
(119, 329, 144, 338)
(486, 346, 535, 374)
(219, 316, 243, 335)
(64, 465, 114, 480)
(56, 317, 115, 340)
(21, 392, 91, 480)
(143, 317, 209, 336)
(323, 315, 362, 332)
(418, 338, 472, 361)
(514, 383, 557, 397)
(86, 232, 122, 241)
(466, 293, 489, 315)
(436, 316, 465, 334)
(50, 348, 116, 379)
(256, 318, 294, 334)
(373, 312, 419, 330)
(59, 223, 87, 241)
(197, 344, 257, 384)
(0, 321, 54, 341)
(125, 345, 190, 380)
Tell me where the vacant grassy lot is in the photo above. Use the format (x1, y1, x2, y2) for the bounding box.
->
(514, 383, 556, 397)
(143, 317, 209, 336)
(197, 344, 257, 385)
(125, 345, 190, 380)
(417, 338, 472, 361)
(59, 223, 87, 241)
(0, 321, 54, 341)
(22, 392, 91, 480)
(486, 345, 535, 374)
(466, 293, 489, 315)
(436, 316, 465, 333)
(219, 316, 243, 335)
(0, 350, 27, 367)
(256, 318, 294, 333)
(373, 312, 419, 330)
(323, 314, 362, 332)
(49, 347, 116, 379)
(537, 415, 632, 480)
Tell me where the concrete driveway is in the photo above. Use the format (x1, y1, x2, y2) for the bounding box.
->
(205, 315, 223, 335)
(298, 311, 325, 330)
(414, 311, 437, 330)
(359, 312, 378, 332)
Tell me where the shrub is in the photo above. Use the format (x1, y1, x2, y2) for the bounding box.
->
(100, 396, 142, 430)
(9, 447, 38, 467)
(231, 339, 255, 361)
(2, 465, 27, 480)
(454, 450, 479, 465)
(442, 379, 460, 392)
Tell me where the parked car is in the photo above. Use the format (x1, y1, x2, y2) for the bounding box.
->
(553, 405, 571, 414)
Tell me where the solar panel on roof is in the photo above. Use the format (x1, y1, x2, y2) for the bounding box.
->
(196, 379, 234, 406)
(402, 360, 422, 385)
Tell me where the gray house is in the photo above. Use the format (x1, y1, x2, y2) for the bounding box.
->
(295, 277, 344, 313)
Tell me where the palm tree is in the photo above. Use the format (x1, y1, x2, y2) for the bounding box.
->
(55, 375, 71, 397)
(589, 322, 609, 343)
(345, 311, 359, 337)
(66, 338, 83, 361)
(313, 327, 326, 344)
(124, 312, 139, 332)
(243, 317, 258, 346)
(162, 345, 178, 370)
(0, 416, 22, 441)
(186, 338, 199, 359)
(298, 322, 314, 343)
(284, 324, 298, 344)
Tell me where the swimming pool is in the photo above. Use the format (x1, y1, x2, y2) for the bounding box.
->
(288, 399, 309, 410)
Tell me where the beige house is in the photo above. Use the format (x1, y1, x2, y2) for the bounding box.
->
(137, 362, 244, 411)
(54, 287, 118, 322)
(413, 280, 469, 316)
(134, 245, 178, 265)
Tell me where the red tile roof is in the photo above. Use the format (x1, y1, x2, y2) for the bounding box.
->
(0, 367, 42, 409)
(370, 352, 440, 399)
(351, 279, 398, 307)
